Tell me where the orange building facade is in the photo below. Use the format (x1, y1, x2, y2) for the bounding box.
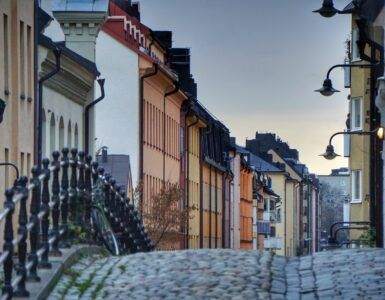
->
(240, 161, 253, 249)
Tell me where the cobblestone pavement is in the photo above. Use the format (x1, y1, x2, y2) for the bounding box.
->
(50, 248, 385, 299)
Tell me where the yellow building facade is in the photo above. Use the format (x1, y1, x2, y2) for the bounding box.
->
(0, 0, 35, 200)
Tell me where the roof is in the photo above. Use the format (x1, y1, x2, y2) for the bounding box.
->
(39, 34, 100, 76)
(235, 145, 282, 173)
(52, 0, 109, 12)
(341, 0, 384, 21)
(96, 154, 132, 193)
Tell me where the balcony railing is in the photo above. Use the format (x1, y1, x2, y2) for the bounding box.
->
(256, 221, 270, 235)
(0, 148, 153, 299)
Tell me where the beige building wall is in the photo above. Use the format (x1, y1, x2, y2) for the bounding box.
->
(269, 173, 286, 256)
(0, 0, 35, 202)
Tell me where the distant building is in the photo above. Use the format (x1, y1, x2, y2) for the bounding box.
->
(96, 147, 133, 199)
(318, 169, 350, 247)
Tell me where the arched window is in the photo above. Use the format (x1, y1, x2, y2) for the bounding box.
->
(67, 120, 72, 149)
(74, 123, 79, 149)
(50, 113, 56, 157)
(59, 117, 64, 151)
(42, 109, 46, 158)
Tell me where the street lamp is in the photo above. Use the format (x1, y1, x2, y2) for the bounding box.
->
(320, 127, 385, 160)
(312, 0, 339, 18)
(313, 0, 361, 18)
(0, 98, 5, 124)
(315, 63, 379, 97)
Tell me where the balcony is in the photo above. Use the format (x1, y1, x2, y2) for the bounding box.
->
(256, 221, 270, 235)
(264, 237, 283, 250)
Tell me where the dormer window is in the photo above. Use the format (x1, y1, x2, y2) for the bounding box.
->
(350, 97, 362, 131)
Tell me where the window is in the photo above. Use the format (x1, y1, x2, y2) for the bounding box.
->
(20, 152, 24, 176)
(59, 117, 64, 151)
(3, 14, 9, 93)
(50, 113, 56, 156)
(351, 170, 362, 203)
(351, 28, 360, 61)
(20, 21, 25, 98)
(4, 148, 9, 188)
(27, 25, 32, 98)
(351, 97, 362, 131)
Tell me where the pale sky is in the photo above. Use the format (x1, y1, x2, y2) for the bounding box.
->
(139, 0, 351, 175)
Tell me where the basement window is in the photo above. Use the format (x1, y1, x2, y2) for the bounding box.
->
(351, 97, 362, 131)
(351, 170, 362, 203)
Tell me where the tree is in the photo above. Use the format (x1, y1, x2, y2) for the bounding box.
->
(141, 183, 194, 250)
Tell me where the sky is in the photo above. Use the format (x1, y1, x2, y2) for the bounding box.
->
(138, 0, 351, 175)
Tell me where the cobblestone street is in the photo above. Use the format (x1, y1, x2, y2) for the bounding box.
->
(50, 248, 385, 299)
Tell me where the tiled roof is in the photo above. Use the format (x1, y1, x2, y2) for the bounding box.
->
(39, 34, 100, 76)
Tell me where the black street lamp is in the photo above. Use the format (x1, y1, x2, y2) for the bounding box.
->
(313, 0, 361, 18)
(320, 127, 385, 160)
(312, 0, 339, 18)
(0, 98, 5, 124)
(315, 63, 379, 97)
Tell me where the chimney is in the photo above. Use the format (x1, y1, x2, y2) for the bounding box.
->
(52, 0, 109, 62)
(101, 147, 108, 163)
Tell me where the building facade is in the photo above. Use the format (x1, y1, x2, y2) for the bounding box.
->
(0, 0, 35, 200)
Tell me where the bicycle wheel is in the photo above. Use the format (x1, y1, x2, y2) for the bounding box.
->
(91, 206, 120, 256)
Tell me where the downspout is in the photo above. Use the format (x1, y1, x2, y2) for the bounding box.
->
(139, 63, 158, 214)
(84, 78, 105, 155)
(186, 112, 199, 249)
(33, 0, 39, 164)
(37, 48, 61, 166)
(284, 177, 288, 256)
(163, 81, 179, 185)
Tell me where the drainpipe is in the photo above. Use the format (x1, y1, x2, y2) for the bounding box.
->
(139, 63, 158, 214)
(163, 81, 179, 185)
(84, 78, 105, 155)
(33, 0, 39, 164)
(37, 48, 61, 166)
(185, 112, 199, 249)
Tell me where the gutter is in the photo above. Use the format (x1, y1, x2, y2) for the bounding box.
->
(139, 63, 158, 215)
(84, 78, 105, 155)
(37, 48, 61, 166)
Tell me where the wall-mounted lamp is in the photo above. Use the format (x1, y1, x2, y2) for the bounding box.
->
(320, 127, 385, 160)
(315, 63, 378, 97)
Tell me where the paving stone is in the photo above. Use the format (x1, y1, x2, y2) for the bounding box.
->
(49, 248, 385, 299)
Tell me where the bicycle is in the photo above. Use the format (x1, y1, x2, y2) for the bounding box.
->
(90, 178, 120, 255)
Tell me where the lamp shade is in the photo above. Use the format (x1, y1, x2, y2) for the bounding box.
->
(320, 144, 340, 160)
(0, 98, 6, 124)
(315, 79, 340, 97)
(377, 127, 385, 140)
(313, 0, 339, 18)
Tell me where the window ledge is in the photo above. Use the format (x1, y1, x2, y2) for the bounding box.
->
(350, 200, 362, 204)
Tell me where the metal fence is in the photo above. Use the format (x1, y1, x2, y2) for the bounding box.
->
(0, 148, 153, 299)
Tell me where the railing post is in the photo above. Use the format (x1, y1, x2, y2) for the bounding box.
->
(28, 166, 41, 282)
(60, 148, 70, 248)
(50, 151, 62, 256)
(77, 151, 85, 226)
(14, 177, 30, 297)
(69, 148, 78, 231)
(103, 173, 111, 214)
(2, 188, 15, 298)
(39, 158, 52, 269)
(84, 155, 93, 228)
(91, 161, 99, 185)
(109, 179, 117, 228)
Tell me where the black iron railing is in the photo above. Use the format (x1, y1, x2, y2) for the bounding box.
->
(328, 221, 370, 247)
(0, 148, 153, 299)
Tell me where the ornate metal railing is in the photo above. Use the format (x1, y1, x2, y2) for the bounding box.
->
(0, 148, 153, 299)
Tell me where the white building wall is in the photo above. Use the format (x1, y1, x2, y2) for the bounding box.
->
(42, 86, 84, 158)
(95, 31, 140, 186)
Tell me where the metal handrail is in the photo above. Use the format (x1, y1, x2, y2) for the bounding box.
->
(0, 148, 154, 299)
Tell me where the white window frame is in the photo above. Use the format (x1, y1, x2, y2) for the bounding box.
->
(351, 28, 361, 62)
(351, 97, 363, 131)
(351, 170, 362, 203)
